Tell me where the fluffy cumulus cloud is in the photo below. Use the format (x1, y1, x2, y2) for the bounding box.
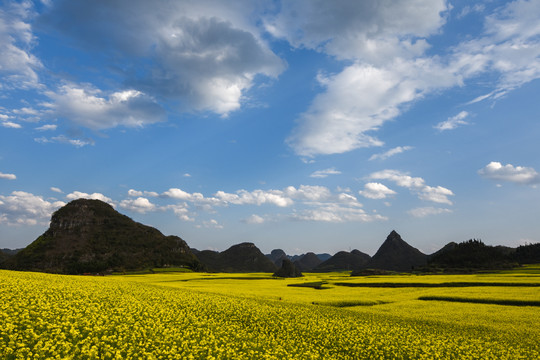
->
(369, 146, 413, 161)
(214, 189, 293, 207)
(119, 197, 156, 214)
(158, 184, 376, 223)
(43, 0, 285, 117)
(359, 182, 396, 199)
(264, 0, 446, 62)
(408, 207, 453, 218)
(127, 189, 159, 198)
(0, 172, 17, 180)
(291, 204, 386, 223)
(66, 191, 114, 205)
(0, 2, 42, 89)
(369, 169, 454, 205)
(478, 161, 540, 185)
(44, 84, 165, 130)
(0, 191, 65, 225)
(434, 111, 470, 131)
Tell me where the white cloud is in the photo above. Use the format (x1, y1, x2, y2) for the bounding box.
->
(478, 161, 540, 185)
(243, 214, 265, 224)
(452, 0, 540, 102)
(309, 167, 342, 178)
(434, 111, 470, 131)
(44, 84, 165, 130)
(35, 124, 57, 131)
(66, 191, 114, 205)
(408, 207, 453, 218)
(13, 107, 40, 116)
(50, 187, 62, 193)
(0, 191, 65, 225)
(291, 204, 387, 223)
(287, 57, 459, 156)
(1, 121, 22, 129)
(119, 197, 156, 214)
(0, 172, 17, 180)
(159, 184, 372, 223)
(34, 135, 94, 147)
(283, 0, 540, 157)
(46, 0, 285, 117)
(359, 182, 397, 199)
(128, 189, 159, 198)
(284, 185, 332, 202)
(369, 146, 413, 161)
(369, 169, 454, 205)
(0, 2, 42, 89)
(203, 219, 223, 229)
(265, 0, 447, 62)
(215, 189, 293, 207)
(165, 203, 194, 222)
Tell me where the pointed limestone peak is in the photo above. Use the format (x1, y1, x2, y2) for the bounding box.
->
(366, 230, 428, 272)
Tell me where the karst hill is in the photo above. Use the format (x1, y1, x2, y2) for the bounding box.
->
(3, 199, 202, 274)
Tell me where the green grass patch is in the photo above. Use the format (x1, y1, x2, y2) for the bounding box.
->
(418, 296, 540, 307)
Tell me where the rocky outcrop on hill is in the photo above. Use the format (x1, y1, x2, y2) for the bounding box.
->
(196, 242, 277, 272)
(266, 249, 288, 266)
(293, 252, 323, 271)
(273, 258, 303, 277)
(314, 249, 371, 272)
(364, 230, 427, 272)
(2, 199, 202, 274)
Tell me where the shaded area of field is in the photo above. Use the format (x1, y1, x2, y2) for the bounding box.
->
(287, 281, 329, 289)
(334, 281, 540, 288)
(418, 296, 540, 307)
(313, 300, 389, 307)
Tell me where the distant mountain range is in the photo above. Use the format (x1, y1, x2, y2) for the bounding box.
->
(193, 243, 276, 273)
(1, 199, 539, 274)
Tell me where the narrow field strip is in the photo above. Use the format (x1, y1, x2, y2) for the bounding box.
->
(418, 296, 540, 307)
(313, 300, 389, 307)
(335, 282, 540, 288)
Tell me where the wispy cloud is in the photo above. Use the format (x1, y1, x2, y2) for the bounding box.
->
(310, 168, 342, 178)
(284, 0, 540, 156)
(369, 146, 413, 161)
(408, 207, 452, 218)
(369, 169, 454, 205)
(434, 111, 470, 131)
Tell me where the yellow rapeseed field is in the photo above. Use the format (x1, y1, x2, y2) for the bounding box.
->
(1, 268, 539, 359)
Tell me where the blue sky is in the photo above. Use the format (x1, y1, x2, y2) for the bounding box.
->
(1, 0, 540, 255)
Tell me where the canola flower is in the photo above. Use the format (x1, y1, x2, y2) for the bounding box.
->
(1, 270, 539, 359)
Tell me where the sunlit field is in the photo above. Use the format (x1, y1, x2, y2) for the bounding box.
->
(2, 266, 539, 359)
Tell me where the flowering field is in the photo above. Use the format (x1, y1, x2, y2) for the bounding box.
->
(1, 268, 539, 359)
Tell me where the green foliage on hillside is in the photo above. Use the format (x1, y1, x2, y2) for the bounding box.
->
(2, 199, 202, 274)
